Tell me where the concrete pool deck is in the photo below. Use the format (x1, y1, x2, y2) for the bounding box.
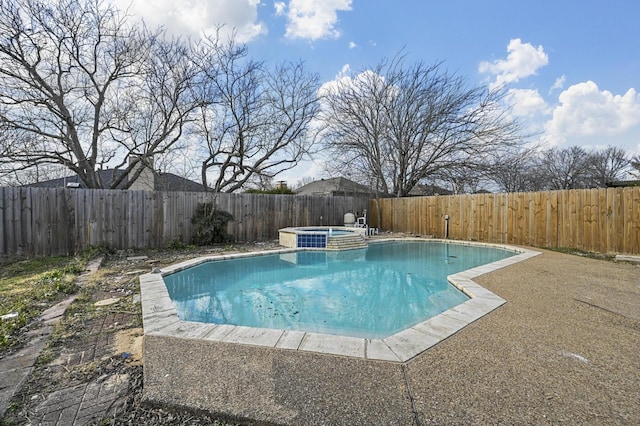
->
(0, 241, 640, 426)
(3, 241, 637, 424)
(140, 241, 640, 424)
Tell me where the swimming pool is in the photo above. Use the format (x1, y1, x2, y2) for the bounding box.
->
(140, 239, 540, 361)
(140, 239, 540, 422)
(163, 241, 514, 339)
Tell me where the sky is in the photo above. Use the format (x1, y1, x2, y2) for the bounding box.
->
(114, 0, 640, 184)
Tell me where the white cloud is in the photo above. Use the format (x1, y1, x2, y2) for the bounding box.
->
(479, 38, 549, 88)
(113, 0, 266, 42)
(274, 2, 286, 16)
(544, 81, 640, 145)
(318, 67, 390, 100)
(507, 88, 549, 117)
(284, 0, 353, 40)
(550, 75, 566, 93)
(349, 41, 357, 49)
(277, 157, 328, 183)
(337, 64, 351, 77)
(318, 65, 352, 99)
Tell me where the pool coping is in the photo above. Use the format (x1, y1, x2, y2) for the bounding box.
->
(139, 239, 540, 363)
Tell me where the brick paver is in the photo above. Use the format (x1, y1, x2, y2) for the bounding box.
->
(30, 372, 130, 426)
(0, 256, 138, 425)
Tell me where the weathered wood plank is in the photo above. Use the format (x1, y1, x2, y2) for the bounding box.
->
(0, 188, 7, 256)
(631, 188, 640, 254)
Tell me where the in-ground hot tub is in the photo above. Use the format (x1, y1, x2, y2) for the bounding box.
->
(279, 226, 367, 249)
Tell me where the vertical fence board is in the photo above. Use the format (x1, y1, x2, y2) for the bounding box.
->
(495, 193, 504, 244)
(55, 188, 68, 256)
(9, 188, 20, 255)
(32, 188, 44, 256)
(632, 188, 640, 254)
(533, 192, 543, 247)
(525, 193, 534, 246)
(605, 188, 615, 253)
(22, 188, 33, 256)
(597, 188, 607, 253)
(556, 191, 565, 248)
(568, 190, 578, 249)
(575, 188, 583, 249)
(623, 188, 633, 252)
(586, 189, 596, 251)
(0, 188, 6, 255)
(582, 189, 590, 250)
(72, 189, 82, 252)
(548, 191, 557, 248)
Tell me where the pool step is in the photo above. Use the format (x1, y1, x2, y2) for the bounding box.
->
(326, 234, 367, 250)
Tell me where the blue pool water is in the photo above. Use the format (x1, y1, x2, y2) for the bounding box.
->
(163, 241, 516, 339)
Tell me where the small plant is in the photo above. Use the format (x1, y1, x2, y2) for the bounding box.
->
(165, 238, 191, 250)
(191, 202, 235, 245)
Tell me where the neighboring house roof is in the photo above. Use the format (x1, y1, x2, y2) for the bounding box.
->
(607, 180, 640, 188)
(408, 184, 454, 196)
(294, 177, 376, 196)
(27, 169, 209, 192)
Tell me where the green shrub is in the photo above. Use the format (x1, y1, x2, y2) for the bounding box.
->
(191, 202, 235, 245)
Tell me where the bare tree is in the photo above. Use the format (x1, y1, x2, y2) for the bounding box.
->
(486, 145, 631, 192)
(192, 34, 321, 192)
(0, 0, 202, 188)
(536, 146, 591, 190)
(487, 146, 546, 193)
(319, 56, 523, 198)
(584, 145, 630, 187)
(433, 167, 489, 194)
(319, 69, 392, 195)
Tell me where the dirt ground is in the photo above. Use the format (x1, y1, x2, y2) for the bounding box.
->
(2, 240, 639, 425)
(3, 243, 276, 425)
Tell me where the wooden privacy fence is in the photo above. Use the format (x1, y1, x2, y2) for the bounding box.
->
(370, 187, 640, 255)
(0, 187, 370, 258)
(3, 186, 639, 258)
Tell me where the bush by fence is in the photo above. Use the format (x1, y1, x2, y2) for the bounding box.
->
(369, 187, 640, 255)
(0, 187, 370, 258)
